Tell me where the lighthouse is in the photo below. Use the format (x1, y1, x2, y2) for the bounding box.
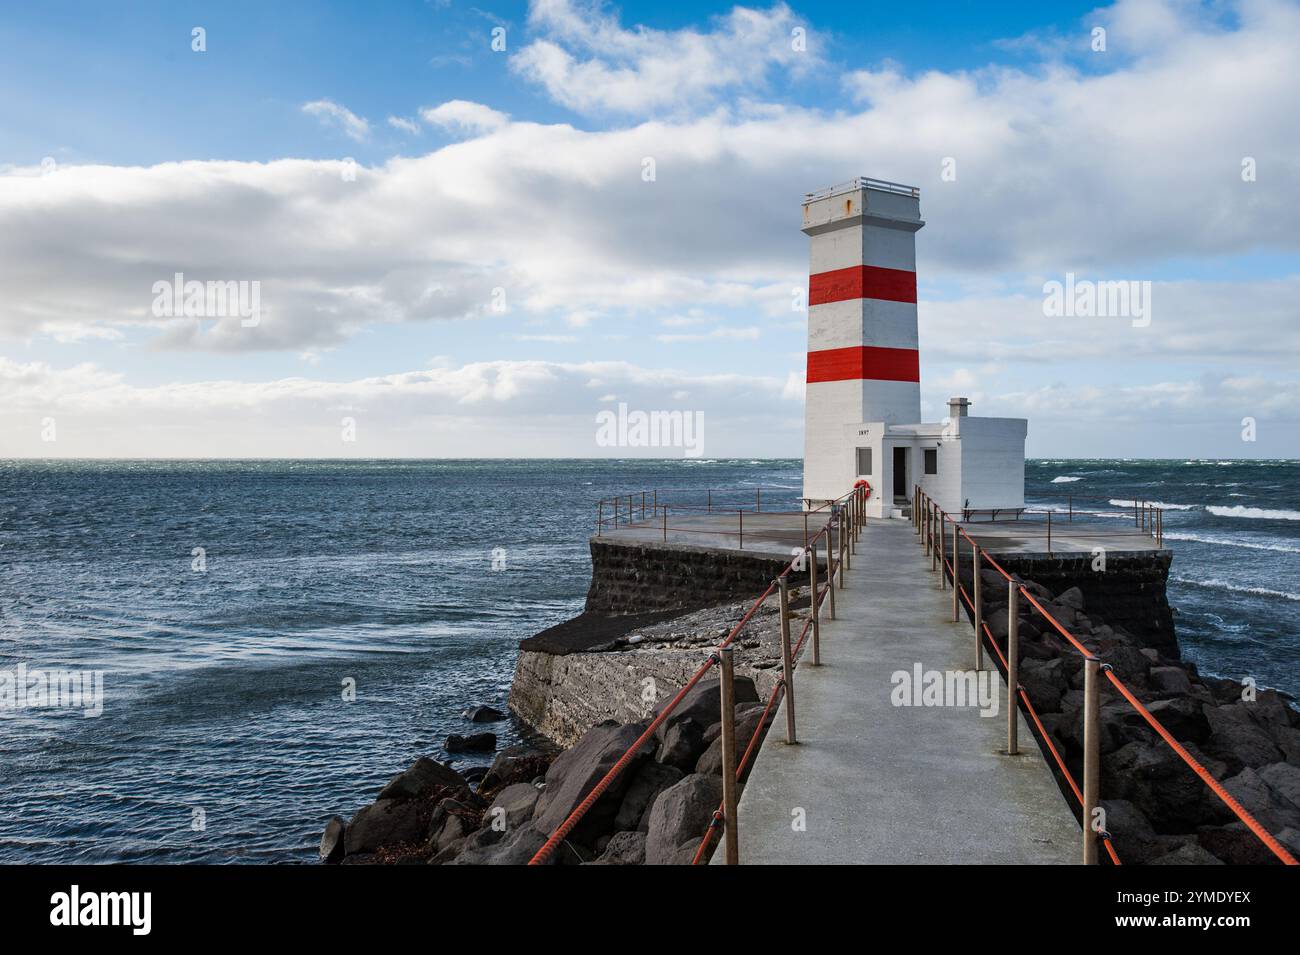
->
(801, 178, 1028, 518)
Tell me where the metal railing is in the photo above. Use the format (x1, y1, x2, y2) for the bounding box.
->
(804, 177, 920, 201)
(958, 493, 1165, 550)
(914, 486, 1297, 866)
(596, 486, 844, 551)
(529, 484, 871, 865)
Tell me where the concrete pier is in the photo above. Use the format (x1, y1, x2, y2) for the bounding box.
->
(717, 517, 1079, 864)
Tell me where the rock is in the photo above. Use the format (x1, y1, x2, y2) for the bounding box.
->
(1202, 703, 1284, 774)
(1259, 761, 1300, 809)
(696, 704, 776, 778)
(461, 766, 489, 785)
(591, 830, 647, 865)
(1102, 741, 1219, 829)
(644, 773, 722, 865)
(615, 761, 684, 831)
(487, 782, 541, 831)
(1055, 586, 1085, 610)
(480, 744, 554, 791)
(1149, 843, 1224, 865)
(1097, 800, 1180, 864)
(654, 676, 759, 743)
(319, 815, 346, 864)
(450, 823, 551, 865)
(344, 799, 428, 856)
(463, 705, 506, 723)
(377, 756, 469, 801)
(1149, 666, 1193, 695)
(656, 719, 706, 771)
(532, 721, 650, 843)
(1196, 822, 1285, 865)
(428, 798, 477, 853)
(1141, 697, 1210, 745)
(446, 732, 497, 753)
(1221, 767, 1300, 831)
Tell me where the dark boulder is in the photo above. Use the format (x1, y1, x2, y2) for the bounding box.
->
(319, 815, 346, 864)
(1149, 843, 1224, 865)
(654, 676, 759, 743)
(615, 761, 684, 832)
(378, 756, 469, 801)
(463, 705, 506, 723)
(532, 720, 650, 843)
(696, 703, 776, 778)
(656, 719, 706, 771)
(1102, 741, 1219, 829)
(479, 744, 555, 792)
(1149, 666, 1193, 696)
(1055, 586, 1085, 610)
(1202, 704, 1284, 774)
(344, 799, 428, 856)
(644, 772, 722, 865)
(428, 798, 478, 853)
(487, 782, 541, 832)
(450, 823, 551, 866)
(591, 830, 647, 865)
(447, 732, 497, 753)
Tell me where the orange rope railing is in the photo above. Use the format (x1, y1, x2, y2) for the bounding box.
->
(918, 487, 1297, 866)
(529, 486, 862, 865)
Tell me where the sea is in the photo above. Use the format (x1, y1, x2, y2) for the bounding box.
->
(0, 458, 1295, 863)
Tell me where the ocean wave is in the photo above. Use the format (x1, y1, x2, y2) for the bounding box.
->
(1162, 532, 1300, 554)
(1170, 577, 1300, 603)
(1109, 499, 1198, 511)
(1051, 476, 1081, 483)
(1206, 505, 1300, 522)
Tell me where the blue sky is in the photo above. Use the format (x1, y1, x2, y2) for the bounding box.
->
(1, 0, 1297, 457)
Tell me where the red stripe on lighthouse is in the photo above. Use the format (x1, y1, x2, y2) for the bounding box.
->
(808, 265, 917, 306)
(806, 346, 920, 384)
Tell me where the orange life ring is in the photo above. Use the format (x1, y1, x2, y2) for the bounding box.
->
(854, 479, 872, 499)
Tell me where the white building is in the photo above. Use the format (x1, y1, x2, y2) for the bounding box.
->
(801, 178, 1027, 519)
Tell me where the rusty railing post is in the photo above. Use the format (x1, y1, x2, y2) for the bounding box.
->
(972, 541, 983, 670)
(803, 509, 809, 551)
(738, 510, 743, 550)
(826, 529, 837, 620)
(777, 576, 796, 744)
(719, 645, 739, 865)
(1083, 656, 1101, 865)
(597, 500, 603, 537)
(662, 506, 668, 542)
(707, 488, 712, 514)
(841, 507, 850, 574)
(938, 512, 946, 587)
(809, 535, 821, 666)
(951, 520, 960, 622)
(1047, 510, 1052, 554)
(1007, 583, 1020, 755)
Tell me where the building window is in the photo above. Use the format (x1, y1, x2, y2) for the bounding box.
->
(924, 448, 938, 475)
(856, 448, 872, 476)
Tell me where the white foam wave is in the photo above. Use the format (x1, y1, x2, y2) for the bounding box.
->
(1206, 505, 1300, 522)
(1162, 532, 1300, 554)
(1109, 499, 1198, 510)
(1170, 577, 1300, 602)
(1051, 476, 1082, 483)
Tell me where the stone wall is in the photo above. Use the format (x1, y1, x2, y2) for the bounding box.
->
(960, 550, 1176, 656)
(585, 538, 797, 614)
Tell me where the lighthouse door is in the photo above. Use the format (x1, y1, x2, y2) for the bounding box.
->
(892, 447, 908, 502)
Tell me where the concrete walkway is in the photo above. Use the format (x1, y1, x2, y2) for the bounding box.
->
(722, 518, 1080, 864)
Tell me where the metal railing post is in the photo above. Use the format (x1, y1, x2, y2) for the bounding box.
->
(719, 645, 740, 866)
(738, 510, 743, 550)
(777, 577, 797, 744)
(809, 536, 821, 666)
(662, 507, 668, 542)
(972, 542, 983, 670)
(951, 520, 960, 622)
(1157, 509, 1163, 547)
(1083, 656, 1101, 865)
(1047, 510, 1052, 554)
(938, 512, 946, 587)
(597, 500, 603, 537)
(803, 510, 808, 551)
(841, 508, 850, 574)
(1007, 584, 1020, 755)
(707, 489, 712, 514)
(826, 529, 837, 620)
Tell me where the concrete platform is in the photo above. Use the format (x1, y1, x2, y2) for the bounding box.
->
(959, 519, 1163, 557)
(719, 518, 1080, 864)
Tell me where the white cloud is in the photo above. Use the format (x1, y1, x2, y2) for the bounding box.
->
(420, 100, 510, 135)
(511, 0, 815, 115)
(301, 99, 371, 142)
(387, 115, 420, 134)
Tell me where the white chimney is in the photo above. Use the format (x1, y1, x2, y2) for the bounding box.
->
(948, 396, 970, 419)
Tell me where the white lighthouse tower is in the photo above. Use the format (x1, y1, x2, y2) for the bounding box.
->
(801, 177, 1028, 519)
